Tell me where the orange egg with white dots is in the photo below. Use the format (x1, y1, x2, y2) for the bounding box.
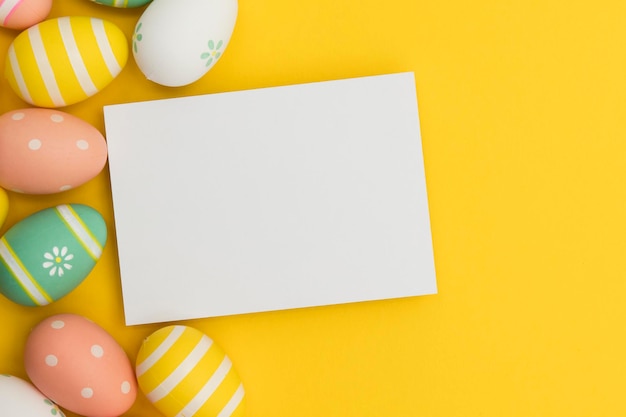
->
(0, 108, 107, 194)
(24, 313, 137, 417)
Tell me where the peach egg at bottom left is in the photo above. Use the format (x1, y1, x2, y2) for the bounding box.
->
(24, 314, 137, 417)
(0, 108, 108, 194)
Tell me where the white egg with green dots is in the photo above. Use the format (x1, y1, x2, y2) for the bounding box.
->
(132, 0, 238, 87)
(0, 374, 66, 417)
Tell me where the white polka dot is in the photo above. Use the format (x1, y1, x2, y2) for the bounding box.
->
(59, 185, 72, 192)
(28, 139, 41, 150)
(50, 114, 64, 123)
(11, 112, 25, 120)
(91, 345, 104, 358)
(51, 320, 65, 329)
(81, 387, 93, 398)
(45, 355, 58, 367)
(121, 381, 131, 394)
(76, 139, 89, 150)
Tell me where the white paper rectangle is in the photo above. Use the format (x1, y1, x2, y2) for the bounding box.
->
(104, 72, 437, 325)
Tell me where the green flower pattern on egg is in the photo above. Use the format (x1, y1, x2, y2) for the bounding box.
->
(201, 40, 223, 67)
(44, 399, 65, 416)
(133, 22, 143, 54)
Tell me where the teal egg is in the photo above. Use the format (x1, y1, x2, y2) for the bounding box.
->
(0, 204, 107, 306)
(91, 0, 152, 7)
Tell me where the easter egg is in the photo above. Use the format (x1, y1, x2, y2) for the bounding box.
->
(90, 0, 152, 7)
(0, 374, 66, 417)
(0, 204, 107, 306)
(133, 0, 238, 87)
(0, 109, 108, 194)
(25, 314, 137, 417)
(5, 16, 128, 108)
(136, 325, 245, 417)
(0, 0, 52, 30)
(0, 188, 7, 229)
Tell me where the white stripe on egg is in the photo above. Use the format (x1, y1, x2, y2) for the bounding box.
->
(176, 356, 232, 417)
(57, 17, 99, 97)
(136, 325, 186, 377)
(7, 44, 33, 104)
(217, 384, 245, 417)
(91, 18, 122, 77)
(0, 238, 49, 305)
(0, 0, 21, 24)
(28, 26, 65, 107)
(55, 205, 103, 259)
(146, 335, 213, 403)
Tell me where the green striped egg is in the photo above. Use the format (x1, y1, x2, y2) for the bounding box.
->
(5, 16, 128, 108)
(0, 204, 107, 307)
(91, 0, 153, 7)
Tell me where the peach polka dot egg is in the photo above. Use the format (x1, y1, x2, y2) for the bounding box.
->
(24, 313, 137, 417)
(0, 108, 107, 194)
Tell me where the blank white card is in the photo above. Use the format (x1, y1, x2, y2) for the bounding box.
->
(104, 72, 437, 325)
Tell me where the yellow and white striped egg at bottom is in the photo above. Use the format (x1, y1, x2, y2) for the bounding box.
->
(136, 325, 245, 417)
(5, 16, 128, 108)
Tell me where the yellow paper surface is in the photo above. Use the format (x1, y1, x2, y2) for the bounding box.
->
(1, 1, 625, 416)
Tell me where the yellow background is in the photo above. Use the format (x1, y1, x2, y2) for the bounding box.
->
(1, 0, 625, 415)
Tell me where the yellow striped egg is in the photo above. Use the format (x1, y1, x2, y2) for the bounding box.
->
(136, 325, 245, 417)
(5, 16, 128, 108)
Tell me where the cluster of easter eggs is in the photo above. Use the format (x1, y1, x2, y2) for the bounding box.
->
(2, 318, 244, 417)
(4, 0, 238, 107)
(0, 1, 244, 416)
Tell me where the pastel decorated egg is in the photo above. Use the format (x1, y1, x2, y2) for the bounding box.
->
(0, 374, 66, 417)
(133, 0, 238, 86)
(5, 16, 128, 108)
(0, 109, 108, 195)
(0, 188, 7, 229)
(136, 325, 245, 417)
(0, 0, 52, 30)
(0, 204, 107, 306)
(90, 0, 152, 7)
(25, 314, 137, 417)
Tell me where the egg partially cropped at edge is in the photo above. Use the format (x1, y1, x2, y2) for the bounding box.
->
(5, 16, 128, 108)
(0, 374, 66, 417)
(136, 325, 245, 417)
(0, 0, 53, 30)
(0, 109, 108, 195)
(89, 0, 152, 7)
(0, 204, 107, 307)
(25, 314, 137, 417)
(133, 0, 238, 87)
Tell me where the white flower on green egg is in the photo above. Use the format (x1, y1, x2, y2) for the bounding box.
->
(42, 246, 74, 277)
